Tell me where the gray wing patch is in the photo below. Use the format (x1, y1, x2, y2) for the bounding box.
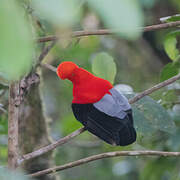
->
(93, 88, 131, 119)
(109, 88, 131, 110)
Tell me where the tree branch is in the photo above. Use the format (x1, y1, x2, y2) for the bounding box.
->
(29, 150, 180, 177)
(18, 127, 85, 165)
(41, 63, 57, 73)
(37, 21, 180, 43)
(38, 40, 57, 64)
(8, 82, 20, 169)
(128, 73, 180, 104)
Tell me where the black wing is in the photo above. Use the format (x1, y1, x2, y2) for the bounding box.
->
(72, 103, 136, 146)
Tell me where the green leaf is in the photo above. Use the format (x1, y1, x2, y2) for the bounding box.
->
(160, 90, 178, 109)
(133, 105, 154, 134)
(163, 30, 180, 61)
(87, 0, 144, 40)
(0, 115, 8, 135)
(91, 52, 117, 84)
(0, 0, 34, 80)
(167, 129, 180, 151)
(130, 96, 176, 134)
(31, 0, 81, 27)
(160, 14, 180, 23)
(160, 61, 180, 82)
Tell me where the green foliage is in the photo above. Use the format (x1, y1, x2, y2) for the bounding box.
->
(132, 96, 176, 134)
(172, 0, 180, 11)
(161, 30, 180, 81)
(87, 0, 144, 40)
(163, 30, 180, 61)
(31, 0, 82, 27)
(0, 115, 8, 135)
(160, 14, 180, 23)
(140, 0, 156, 8)
(54, 36, 100, 64)
(59, 113, 93, 140)
(160, 90, 178, 109)
(92, 52, 117, 84)
(60, 113, 81, 134)
(167, 129, 180, 151)
(132, 105, 153, 134)
(160, 61, 180, 81)
(139, 158, 177, 180)
(0, 168, 32, 180)
(0, 146, 8, 164)
(0, 0, 34, 80)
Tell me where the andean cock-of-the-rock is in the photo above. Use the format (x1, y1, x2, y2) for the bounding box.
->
(57, 61, 136, 146)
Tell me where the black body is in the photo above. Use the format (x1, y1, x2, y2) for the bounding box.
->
(72, 103, 136, 146)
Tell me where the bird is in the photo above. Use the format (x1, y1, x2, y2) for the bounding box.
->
(56, 61, 136, 146)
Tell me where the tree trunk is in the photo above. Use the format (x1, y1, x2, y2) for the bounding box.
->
(19, 73, 59, 180)
(8, 82, 19, 169)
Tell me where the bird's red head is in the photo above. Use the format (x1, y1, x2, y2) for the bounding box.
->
(56, 61, 113, 103)
(57, 61, 79, 80)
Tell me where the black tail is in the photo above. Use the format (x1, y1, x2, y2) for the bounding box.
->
(72, 103, 136, 146)
(116, 110, 136, 146)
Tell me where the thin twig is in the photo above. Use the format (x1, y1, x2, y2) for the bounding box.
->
(18, 127, 85, 165)
(143, 20, 180, 32)
(38, 40, 57, 63)
(29, 150, 180, 177)
(37, 21, 180, 43)
(41, 63, 57, 73)
(128, 73, 180, 104)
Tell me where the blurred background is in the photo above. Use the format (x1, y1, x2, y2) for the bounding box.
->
(0, 0, 180, 180)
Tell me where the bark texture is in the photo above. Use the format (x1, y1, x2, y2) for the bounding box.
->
(8, 82, 19, 169)
(18, 73, 59, 180)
